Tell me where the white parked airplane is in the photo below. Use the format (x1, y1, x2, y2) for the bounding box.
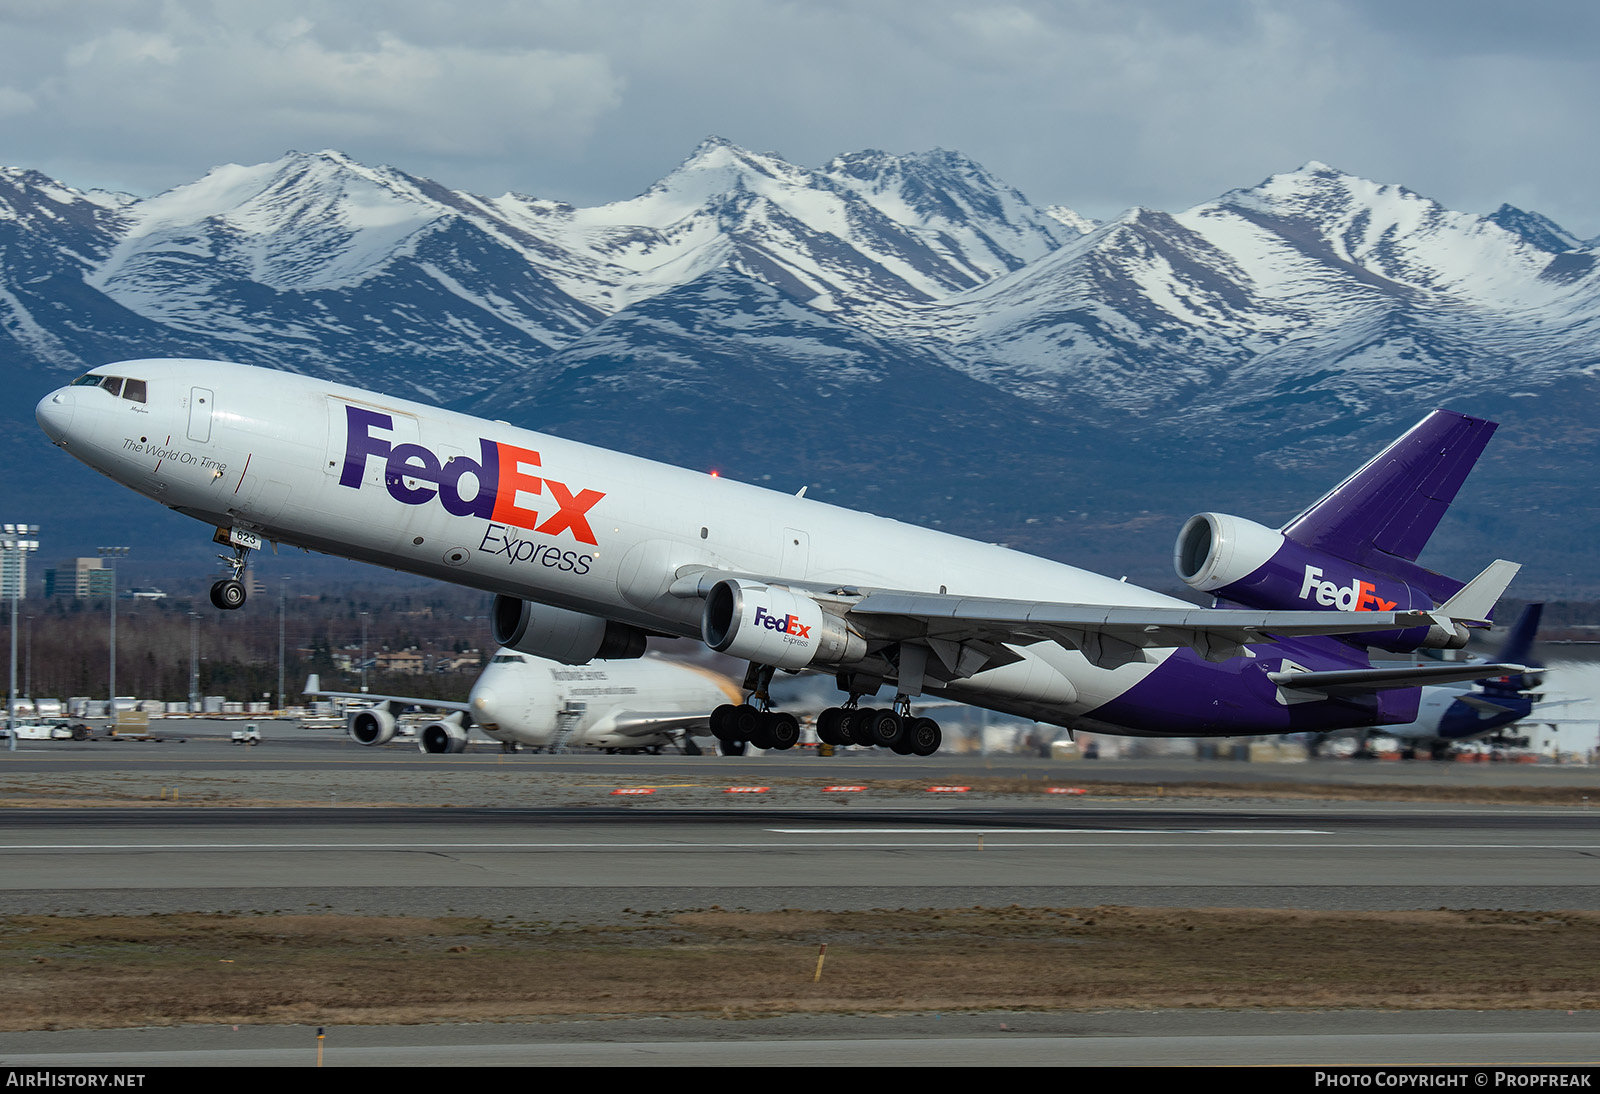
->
(1345, 603, 1547, 759)
(305, 650, 741, 754)
(37, 360, 1523, 755)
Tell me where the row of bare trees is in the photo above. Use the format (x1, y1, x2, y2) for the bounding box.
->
(3, 584, 495, 704)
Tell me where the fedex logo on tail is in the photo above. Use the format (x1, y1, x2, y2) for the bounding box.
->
(754, 605, 812, 639)
(339, 406, 604, 545)
(1299, 566, 1397, 612)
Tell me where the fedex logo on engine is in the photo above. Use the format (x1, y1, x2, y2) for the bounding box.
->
(754, 605, 812, 639)
(1298, 566, 1398, 612)
(339, 405, 604, 545)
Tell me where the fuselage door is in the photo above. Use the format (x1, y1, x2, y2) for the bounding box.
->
(187, 387, 214, 443)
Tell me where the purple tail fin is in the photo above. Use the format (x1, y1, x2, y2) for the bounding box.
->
(1280, 410, 1496, 602)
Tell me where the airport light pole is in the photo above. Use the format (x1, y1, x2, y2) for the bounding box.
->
(4, 525, 40, 751)
(97, 547, 129, 722)
(277, 580, 286, 711)
(360, 611, 369, 693)
(188, 611, 200, 713)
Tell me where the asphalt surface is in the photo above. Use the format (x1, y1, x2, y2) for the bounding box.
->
(3, 725, 1599, 1066)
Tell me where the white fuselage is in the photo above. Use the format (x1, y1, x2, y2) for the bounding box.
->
(469, 650, 740, 750)
(37, 359, 1192, 729)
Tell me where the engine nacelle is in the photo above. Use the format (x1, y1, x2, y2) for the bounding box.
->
(1174, 512, 1465, 653)
(418, 714, 470, 754)
(702, 579, 866, 670)
(491, 595, 647, 665)
(348, 705, 397, 746)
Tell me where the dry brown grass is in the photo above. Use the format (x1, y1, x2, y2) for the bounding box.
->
(4, 906, 1598, 1030)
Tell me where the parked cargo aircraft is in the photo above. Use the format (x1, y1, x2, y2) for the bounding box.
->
(1362, 603, 1546, 758)
(37, 360, 1523, 755)
(304, 651, 741, 754)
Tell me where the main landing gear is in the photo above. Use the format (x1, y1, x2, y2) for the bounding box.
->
(209, 536, 252, 611)
(710, 661, 944, 757)
(816, 699, 942, 756)
(709, 662, 800, 755)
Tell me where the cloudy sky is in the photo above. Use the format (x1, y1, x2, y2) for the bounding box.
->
(3, 0, 1595, 234)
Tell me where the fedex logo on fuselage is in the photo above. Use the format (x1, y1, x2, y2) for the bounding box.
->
(1298, 566, 1397, 612)
(754, 605, 811, 639)
(339, 405, 604, 545)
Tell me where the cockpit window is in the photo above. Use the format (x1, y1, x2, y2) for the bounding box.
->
(491, 654, 527, 664)
(68, 374, 145, 403)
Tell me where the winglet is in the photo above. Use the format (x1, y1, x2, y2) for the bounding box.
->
(1436, 559, 1520, 624)
(304, 674, 321, 695)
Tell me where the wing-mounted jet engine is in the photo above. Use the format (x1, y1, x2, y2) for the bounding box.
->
(418, 712, 470, 754)
(491, 596, 648, 665)
(347, 703, 398, 746)
(701, 579, 867, 669)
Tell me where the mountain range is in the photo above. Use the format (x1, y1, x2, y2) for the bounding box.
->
(2, 139, 1595, 594)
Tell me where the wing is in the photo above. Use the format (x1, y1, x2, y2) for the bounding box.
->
(670, 558, 1517, 683)
(302, 674, 470, 716)
(851, 591, 1443, 668)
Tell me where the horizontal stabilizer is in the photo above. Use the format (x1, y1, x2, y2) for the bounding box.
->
(1435, 559, 1520, 624)
(1458, 695, 1521, 717)
(1268, 662, 1525, 695)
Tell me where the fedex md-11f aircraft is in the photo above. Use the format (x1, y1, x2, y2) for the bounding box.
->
(37, 360, 1524, 756)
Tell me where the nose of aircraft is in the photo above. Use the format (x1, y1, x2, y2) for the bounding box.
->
(35, 388, 76, 444)
(469, 686, 501, 731)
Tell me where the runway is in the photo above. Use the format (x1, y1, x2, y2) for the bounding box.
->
(4, 1011, 1600, 1067)
(0, 801, 1595, 917)
(3, 743, 1598, 1066)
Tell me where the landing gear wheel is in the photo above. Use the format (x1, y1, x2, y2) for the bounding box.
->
(721, 738, 748, 757)
(849, 708, 882, 747)
(210, 579, 246, 610)
(816, 708, 846, 746)
(732, 705, 762, 739)
(710, 704, 740, 742)
(862, 709, 903, 748)
(767, 711, 800, 751)
(908, 717, 942, 757)
(749, 714, 777, 750)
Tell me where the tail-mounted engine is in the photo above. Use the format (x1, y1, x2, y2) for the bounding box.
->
(1174, 513, 1466, 652)
(702, 579, 866, 670)
(492, 595, 647, 665)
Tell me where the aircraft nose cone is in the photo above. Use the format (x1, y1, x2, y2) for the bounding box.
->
(470, 687, 500, 730)
(35, 388, 76, 444)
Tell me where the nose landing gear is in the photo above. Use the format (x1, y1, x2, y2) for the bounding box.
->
(209, 531, 254, 610)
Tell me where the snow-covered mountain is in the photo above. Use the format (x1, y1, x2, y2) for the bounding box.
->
(2, 143, 1597, 590)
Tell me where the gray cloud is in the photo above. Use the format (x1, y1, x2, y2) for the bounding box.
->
(2, 0, 1595, 235)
